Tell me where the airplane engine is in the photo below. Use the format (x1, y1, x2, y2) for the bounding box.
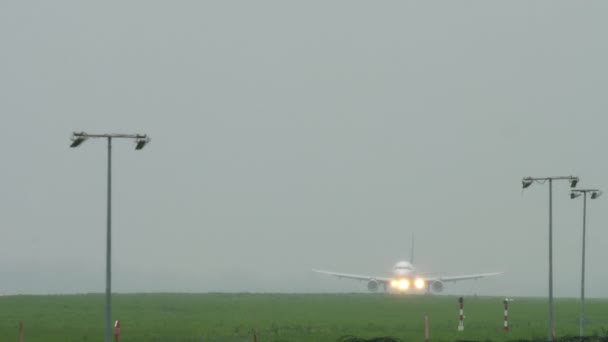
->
(430, 280, 444, 293)
(367, 279, 380, 292)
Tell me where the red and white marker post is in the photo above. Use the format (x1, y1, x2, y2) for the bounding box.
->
(457, 297, 464, 331)
(503, 299, 509, 332)
(114, 320, 121, 341)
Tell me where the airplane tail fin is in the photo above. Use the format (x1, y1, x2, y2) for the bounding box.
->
(410, 233, 415, 264)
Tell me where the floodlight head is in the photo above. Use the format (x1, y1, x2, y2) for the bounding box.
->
(591, 191, 602, 199)
(570, 177, 579, 188)
(135, 136, 150, 150)
(522, 178, 533, 189)
(70, 132, 87, 148)
(570, 192, 582, 199)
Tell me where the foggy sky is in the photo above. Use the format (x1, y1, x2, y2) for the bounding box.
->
(1, 1, 608, 298)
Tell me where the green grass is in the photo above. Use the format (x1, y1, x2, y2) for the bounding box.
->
(0, 293, 607, 341)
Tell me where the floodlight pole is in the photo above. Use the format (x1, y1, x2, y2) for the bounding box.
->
(570, 189, 601, 339)
(106, 137, 112, 342)
(548, 178, 553, 341)
(70, 132, 149, 342)
(580, 191, 585, 339)
(522, 175, 578, 342)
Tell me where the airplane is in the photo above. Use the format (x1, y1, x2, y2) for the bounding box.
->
(313, 238, 502, 294)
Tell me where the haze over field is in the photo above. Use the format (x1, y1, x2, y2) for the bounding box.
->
(1, 1, 607, 297)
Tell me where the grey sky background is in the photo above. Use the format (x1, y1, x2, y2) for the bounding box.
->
(1, 1, 607, 297)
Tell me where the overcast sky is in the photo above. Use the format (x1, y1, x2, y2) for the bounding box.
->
(1, 1, 607, 298)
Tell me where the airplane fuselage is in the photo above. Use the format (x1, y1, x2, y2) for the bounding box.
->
(392, 260, 415, 277)
(388, 260, 427, 292)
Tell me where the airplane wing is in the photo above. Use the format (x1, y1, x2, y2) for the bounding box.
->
(312, 269, 392, 283)
(425, 272, 503, 283)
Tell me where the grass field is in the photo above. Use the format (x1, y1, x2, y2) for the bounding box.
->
(1, 293, 607, 342)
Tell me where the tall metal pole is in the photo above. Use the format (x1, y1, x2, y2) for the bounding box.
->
(70, 132, 149, 342)
(523, 175, 578, 342)
(580, 193, 587, 339)
(106, 137, 112, 342)
(548, 179, 554, 342)
(570, 188, 601, 339)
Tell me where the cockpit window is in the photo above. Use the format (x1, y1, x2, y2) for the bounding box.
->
(395, 265, 412, 270)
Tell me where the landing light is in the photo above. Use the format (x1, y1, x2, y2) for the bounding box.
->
(414, 278, 425, 289)
(398, 279, 410, 290)
(390, 280, 398, 288)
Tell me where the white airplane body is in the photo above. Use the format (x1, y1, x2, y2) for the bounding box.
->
(314, 261, 501, 293)
(314, 240, 502, 293)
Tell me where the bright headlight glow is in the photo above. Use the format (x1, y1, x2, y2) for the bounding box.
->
(398, 279, 410, 290)
(390, 280, 398, 288)
(414, 278, 425, 289)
